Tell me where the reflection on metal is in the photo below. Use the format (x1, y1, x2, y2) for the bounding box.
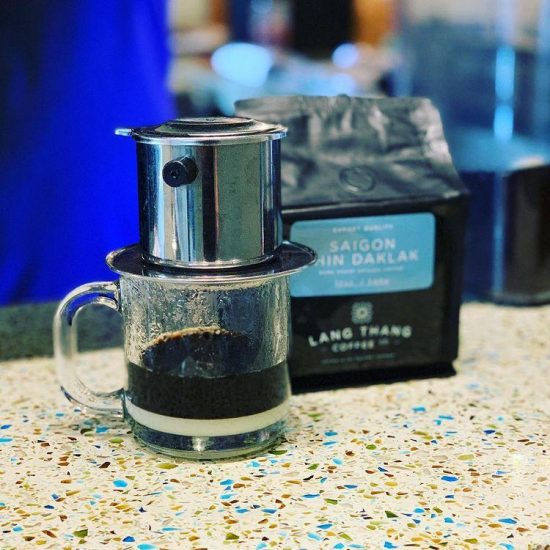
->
(118, 117, 287, 269)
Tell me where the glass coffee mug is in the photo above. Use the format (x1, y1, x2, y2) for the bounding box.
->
(54, 246, 292, 459)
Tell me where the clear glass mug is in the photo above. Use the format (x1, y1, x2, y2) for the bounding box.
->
(54, 264, 291, 459)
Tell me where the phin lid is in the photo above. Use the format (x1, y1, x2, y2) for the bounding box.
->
(116, 116, 286, 146)
(117, 117, 287, 270)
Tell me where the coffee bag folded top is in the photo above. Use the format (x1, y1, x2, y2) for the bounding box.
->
(236, 95, 464, 207)
(236, 96, 468, 391)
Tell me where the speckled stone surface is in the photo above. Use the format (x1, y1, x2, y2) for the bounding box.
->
(0, 303, 548, 549)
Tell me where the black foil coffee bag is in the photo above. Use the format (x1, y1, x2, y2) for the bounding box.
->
(236, 96, 468, 391)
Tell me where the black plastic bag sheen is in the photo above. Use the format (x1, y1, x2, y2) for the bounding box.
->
(237, 96, 469, 391)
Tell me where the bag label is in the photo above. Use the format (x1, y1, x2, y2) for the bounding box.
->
(290, 213, 435, 297)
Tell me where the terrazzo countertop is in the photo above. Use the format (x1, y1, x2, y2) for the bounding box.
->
(0, 303, 549, 549)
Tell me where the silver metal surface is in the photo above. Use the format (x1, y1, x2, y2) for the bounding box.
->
(116, 116, 286, 145)
(106, 242, 316, 284)
(118, 117, 287, 269)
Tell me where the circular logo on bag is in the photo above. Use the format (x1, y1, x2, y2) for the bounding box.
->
(351, 302, 373, 324)
(339, 166, 376, 194)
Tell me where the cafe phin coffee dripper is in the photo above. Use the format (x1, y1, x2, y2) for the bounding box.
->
(54, 117, 315, 458)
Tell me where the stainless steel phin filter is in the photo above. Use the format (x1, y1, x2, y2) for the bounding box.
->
(55, 116, 315, 459)
(116, 117, 286, 269)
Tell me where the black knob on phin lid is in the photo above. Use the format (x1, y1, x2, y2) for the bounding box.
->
(162, 157, 198, 187)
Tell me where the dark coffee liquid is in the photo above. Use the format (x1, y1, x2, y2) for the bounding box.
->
(126, 328, 289, 419)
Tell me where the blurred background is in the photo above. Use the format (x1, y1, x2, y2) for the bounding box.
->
(1, 0, 549, 307)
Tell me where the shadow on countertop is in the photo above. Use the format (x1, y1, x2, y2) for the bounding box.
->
(0, 302, 123, 360)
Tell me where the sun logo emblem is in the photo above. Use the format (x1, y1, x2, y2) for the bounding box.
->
(351, 302, 373, 324)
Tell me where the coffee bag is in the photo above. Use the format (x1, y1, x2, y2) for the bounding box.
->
(236, 96, 469, 390)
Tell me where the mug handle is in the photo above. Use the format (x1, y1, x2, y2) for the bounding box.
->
(53, 281, 123, 416)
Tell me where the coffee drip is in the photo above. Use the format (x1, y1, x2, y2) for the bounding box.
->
(107, 117, 315, 457)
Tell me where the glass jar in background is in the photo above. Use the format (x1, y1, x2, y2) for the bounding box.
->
(393, 0, 550, 304)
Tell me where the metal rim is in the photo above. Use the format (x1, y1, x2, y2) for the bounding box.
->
(143, 251, 277, 271)
(115, 117, 287, 145)
(122, 131, 286, 146)
(106, 242, 316, 284)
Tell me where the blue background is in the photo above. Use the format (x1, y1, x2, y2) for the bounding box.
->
(0, 0, 175, 305)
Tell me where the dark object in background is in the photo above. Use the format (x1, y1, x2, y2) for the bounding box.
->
(392, 12, 550, 305)
(236, 96, 468, 391)
(291, 0, 353, 56)
(463, 166, 550, 304)
(230, 0, 353, 54)
(229, 0, 253, 42)
(0, 301, 122, 360)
